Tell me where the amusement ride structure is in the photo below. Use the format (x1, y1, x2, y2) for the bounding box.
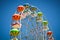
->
(10, 3, 54, 40)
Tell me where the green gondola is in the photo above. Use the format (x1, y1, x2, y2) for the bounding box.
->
(37, 12, 43, 17)
(42, 21, 48, 26)
(23, 4, 31, 9)
(10, 29, 20, 36)
(30, 7, 37, 11)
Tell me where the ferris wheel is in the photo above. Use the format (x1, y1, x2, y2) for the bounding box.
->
(10, 3, 54, 40)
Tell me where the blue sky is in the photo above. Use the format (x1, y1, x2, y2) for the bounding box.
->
(0, 0, 60, 40)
